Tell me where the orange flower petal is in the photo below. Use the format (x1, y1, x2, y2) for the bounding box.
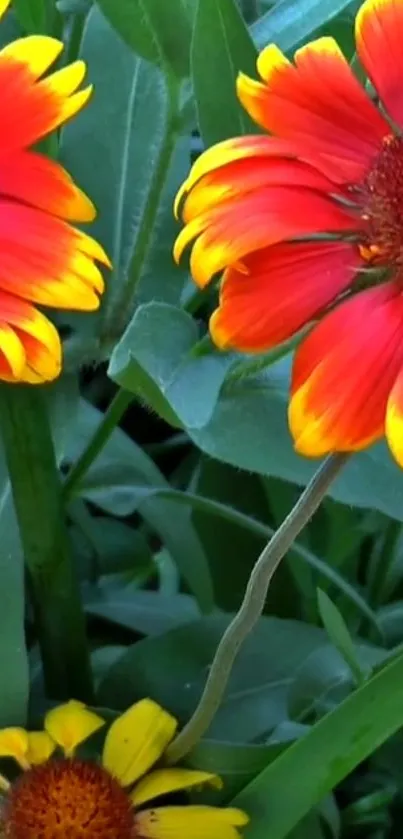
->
(0, 292, 61, 384)
(182, 157, 336, 223)
(0, 44, 90, 150)
(356, 0, 403, 126)
(174, 135, 301, 217)
(289, 282, 403, 455)
(0, 150, 95, 222)
(386, 365, 403, 466)
(0, 200, 108, 310)
(210, 242, 361, 352)
(175, 186, 357, 288)
(237, 37, 388, 182)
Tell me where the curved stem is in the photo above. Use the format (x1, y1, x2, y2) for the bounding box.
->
(165, 453, 349, 764)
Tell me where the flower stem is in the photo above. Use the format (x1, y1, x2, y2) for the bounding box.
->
(63, 388, 133, 502)
(165, 453, 349, 763)
(0, 385, 94, 702)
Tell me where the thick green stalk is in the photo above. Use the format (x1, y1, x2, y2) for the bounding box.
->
(0, 386, 93, 702)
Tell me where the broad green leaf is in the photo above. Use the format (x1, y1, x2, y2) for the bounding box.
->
(70, 514, 153, 578)
(61, 7, 186, 338)
(251, 0, 357, 52)
(189, 358, 403, 523)
(67, 401, 214, 611)
(136, 136, 191, 306)
(187, 740, 280, 800)
(99, 615, 327, 741)
(192, 458, 299, 615)
(86, 586, 200, 636)
(97, 0, 192, 77)
(191, 0, 257, 144)
(12, 0, 47, 31)
(233, 647, 403, 839)
(109, 303, 235, 429)
(287, 643, 386, 722)
(317, 590, 366, 686)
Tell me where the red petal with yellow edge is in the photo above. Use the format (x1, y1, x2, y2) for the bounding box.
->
(289, 282, 403, 456)
(182, 157, 337, 223)
(0, 200, 107, 310)
(386, 365, 403, 467)
(210, 242, 361, 352)
(0, 291, 61, 384)
(356, 0, 403, 126)
(0, 150, 95, 222)
(175, 186, 357, 288)
(0, 45, 89, 151)
(175, 135, 305, 216)
(237, 37, 388, 182)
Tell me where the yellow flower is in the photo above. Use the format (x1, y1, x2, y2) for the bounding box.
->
(0, 699, 249, 839)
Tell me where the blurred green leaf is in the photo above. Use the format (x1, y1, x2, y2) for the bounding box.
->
(67, 401, 214, 611)
(97, 0, 192, 77)
(317, 589, 367, 686)
(192, 459, 299, 616)
(234, 647, 403, 839)
(288, 643, 386, 723)
(189, 358, 403, 522)
(70, 514, 153, 578)
(251, 0, 357, 52)
(12, 0, 47, 31)
(99, 615, 327, 741)
(86, 586, 200, 636)
(191, 0, 257, 144)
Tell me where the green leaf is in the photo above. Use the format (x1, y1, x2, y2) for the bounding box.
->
(60, 7, 185, 339)
(97, 0, 192, 77)
(287, 643, 386, 722)
(70, 514, 153, 578)
(86, 587, 200, 636)
(191, 0, 257, 144)
(192, 458, 299, 616)
(98, 615, 327, 741)
(187, 740, 278, 800)
(108, 303, 235, 428)
(317, 589, 367, 686)
(68, 401, 214, 612)
(233, 647, 403, 839)
(12, 0, 47, 31)
(251, 0, 357, 52)
(189, 358, 403, 522)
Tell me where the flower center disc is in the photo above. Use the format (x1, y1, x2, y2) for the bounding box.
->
(362, 134, 403, 265)
(4, 758, 134, 839)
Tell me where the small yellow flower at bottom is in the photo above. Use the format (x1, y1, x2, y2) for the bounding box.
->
(0, 698, 249, 839)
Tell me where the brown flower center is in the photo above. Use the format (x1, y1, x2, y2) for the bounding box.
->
(360, 134, 403, 265)
(3, 759, 134, 839)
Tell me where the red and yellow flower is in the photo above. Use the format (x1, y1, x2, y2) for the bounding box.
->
(0, 0, 109, 384)
(0, 698, 248, 839)
(174, 0, 403, 466)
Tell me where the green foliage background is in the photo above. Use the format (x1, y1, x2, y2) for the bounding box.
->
(2, 0, 403, 837)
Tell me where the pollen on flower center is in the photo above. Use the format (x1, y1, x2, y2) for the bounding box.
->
(3, 758, 134, 839)
(360, 134, 403, 265)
